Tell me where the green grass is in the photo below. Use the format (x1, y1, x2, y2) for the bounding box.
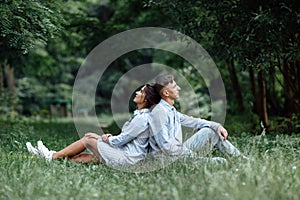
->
(0, 119, 299, 200)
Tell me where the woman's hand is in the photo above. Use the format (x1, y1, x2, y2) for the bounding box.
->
(217, 125, 228, 140)
(101, 133, 112, 143)
(85, 133, 100, 139)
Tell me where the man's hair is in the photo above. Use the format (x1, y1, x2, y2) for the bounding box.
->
(144, 83, 161, 108)
(155, 75, 174, 96)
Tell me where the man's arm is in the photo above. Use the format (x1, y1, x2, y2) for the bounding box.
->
(178, 112, 217, 129)
(179, 112, 227, 140)
(216, 125, 228, 140)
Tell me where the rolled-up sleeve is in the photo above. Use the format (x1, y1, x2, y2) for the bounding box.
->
(179, 112, 220, 132)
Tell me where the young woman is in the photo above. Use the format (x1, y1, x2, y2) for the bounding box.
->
(26, 84, 161, 166)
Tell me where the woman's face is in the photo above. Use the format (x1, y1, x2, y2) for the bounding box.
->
(133, 86, 147, 105)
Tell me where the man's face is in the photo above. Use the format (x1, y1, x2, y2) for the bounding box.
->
(165, 81, 181, 99)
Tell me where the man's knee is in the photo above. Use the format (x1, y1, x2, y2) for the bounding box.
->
(196, 127, 215, 135)
(196, 127, 219, 143)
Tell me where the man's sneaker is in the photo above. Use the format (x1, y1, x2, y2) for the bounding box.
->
(205, 157, 227, 164)
(195, 156, 227, 164)
(37, 140, 56, 161)
(26, 142, 40, 156)
(241, 154, 250, 161)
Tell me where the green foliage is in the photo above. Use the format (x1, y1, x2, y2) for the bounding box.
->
(0, 120, 300, 199)
(17, 77, 46, 114)
(16, 77, 72, 115)
(0, 89, 19, 119)
(0, 0, 69, 117)
(0, 0, 65, 57)
(1, 0, 299, 132)
(106, 0, 168, 33)
(147, 0, 300, 67)
(223, 114, 259, 136)
(146, 0, 300, 126)
(270, 114, 300, 134)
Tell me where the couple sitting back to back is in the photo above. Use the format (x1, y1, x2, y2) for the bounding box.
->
(26, 74, 247, 166)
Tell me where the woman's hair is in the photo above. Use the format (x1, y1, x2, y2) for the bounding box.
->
(154, 74, 174, 96)
(144, 83, 161, 108)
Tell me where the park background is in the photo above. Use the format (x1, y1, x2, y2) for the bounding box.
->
(0, 0, 299, 199)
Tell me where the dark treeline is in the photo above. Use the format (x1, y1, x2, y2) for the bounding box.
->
(0, 0, 299, 134)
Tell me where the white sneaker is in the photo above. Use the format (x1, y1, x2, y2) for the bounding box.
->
(205, 157, 227, 164)
(26, 142, 40, 156)
(196, 156, 227, 164)
(37, 140, 56, 161)
(241, 155, 250, 161)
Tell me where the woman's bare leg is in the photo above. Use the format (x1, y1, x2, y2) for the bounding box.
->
(81, 134, 105, 163)
(52, 140, 86, 160)
(70, 152, 99, 164)
(51, 132, 104, 163)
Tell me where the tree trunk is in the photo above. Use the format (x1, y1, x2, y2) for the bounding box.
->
(249, 67, 259, 114)
(257, 70, 270, 131)
(4, 64, 15, 94)
(3, 64, 16, 111)
(228, 59, 244, 113)
(267, 65, 281, 115)
(282, 60, 300, 115)
(295, 60, 300, 113)
(0, 64, 3, 94)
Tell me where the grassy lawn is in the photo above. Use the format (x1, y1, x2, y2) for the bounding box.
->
(0, 119, 299, 200)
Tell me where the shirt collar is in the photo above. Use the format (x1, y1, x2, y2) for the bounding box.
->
(134, 108, 150, 115)
(160, 99, 176, 111)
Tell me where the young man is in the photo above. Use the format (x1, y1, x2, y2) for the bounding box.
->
(149, 74, 247, 162)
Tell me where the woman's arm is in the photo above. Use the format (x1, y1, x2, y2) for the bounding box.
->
(108, 112, 149, 147)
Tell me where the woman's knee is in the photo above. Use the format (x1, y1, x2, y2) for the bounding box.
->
(81, 134, 96, 146)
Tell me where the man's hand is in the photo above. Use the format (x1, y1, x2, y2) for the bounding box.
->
(217, 125, 228, 140)
(101, 133, 112, 143)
